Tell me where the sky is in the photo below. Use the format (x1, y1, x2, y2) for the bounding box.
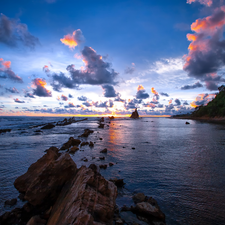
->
(0, 0, 224, 117)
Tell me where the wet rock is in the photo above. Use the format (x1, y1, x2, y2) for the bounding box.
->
(133, 193, 146, 204)
(79, 129, 94, 137)
(99, 156, 105, 160)
(99, 138, 103, 140)
(89, 141, 94, 147)
(34, 130, 42, 133)
(185, 121, 190, 124)
(14, 151, 77, 207)
(88, 164, 99, 173)
(98, 123, 105, 128)
(81, 141, 89, 147)
(132, 147, 136, 149)
(81, 157, 88, 162)
(4, 198, 17, 206)
(27, 215, 47, 225)
(109, 162, 114, 167)
(100, 148, 107, 153)
(18, 193, 25, 201)
(99, 117, 104, 122)
(41, 123, 55, 129)
(69, 146, 79, 153)
(60, 137, 81, 150)
(47, 165, 117, 225)
(99, 164, 108, 169)
(44, 146, 59, 153)
(0, 208, 22, 225)
(109, 178, 125, 187)
(0, 129, 11, 134)
(109, 116, 115, 119)
(130, 108, 139, 119)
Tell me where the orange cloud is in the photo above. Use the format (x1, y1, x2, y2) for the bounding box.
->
(169, 99, 172, 105)
(151, 87, 158, 95)
(137, 85, 145, 91)
(0, 58, 11, 69)
(190, 93, 215, 107)
(60, 29, 84, 49)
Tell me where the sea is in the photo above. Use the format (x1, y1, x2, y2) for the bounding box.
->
(0, 116, 225, 225)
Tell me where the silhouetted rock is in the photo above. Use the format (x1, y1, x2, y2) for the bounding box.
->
(109, 178, 125, 187)
(89, 141, 94, 147)
(185, 121, 190, 124)
(109, 162, 114, 167)
(41, 124, 55, 129)
(99, 117, 104, 122)
(130, 108, 139, 119)
(80, 141, 89, 147)
(4, 198, 17, 206)
(0, 129, 11, 134)
(98, 123, 105, 128)
(109, 116, 115, 119)
(79, 129, 94, 137)
(99, 156, 105, 160)
(47, 165, 117, 225)
(100, 148, 107, 153)
(60, 137, 81, 150)
(99, 164, 108, 169)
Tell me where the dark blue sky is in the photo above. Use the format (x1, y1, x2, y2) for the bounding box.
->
(0, 0, 223, 116)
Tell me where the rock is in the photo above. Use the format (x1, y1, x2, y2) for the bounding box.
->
(0, 208, 23, 225)
(4, 198, 17, 206)
(133, 193, 146, 204)
(132, 147, 135, 149)
(121, 205, 131, 212)
(89, 141, 94, 147)
(81, 141, 89, 147)
(115, 217, 124, 224)
(185, 121, 190, 124)
(100, 148, 107, 153)
(44, 146, 59, 153)
(130, 108, 139, 119)
(109, 178, 125, 187)
(14, 151, 77, 208)
(99, 164, 108, 169)
(60, 137, 81, 150)
(99, 156, 105, 160)
(99, 117, 104, 122)
(34, 130, 42, 133)
(69, 146, 79, 153)
(81, 157, 88, 162)
(18, 193, 25, 201)
(79, 129, 94, 137)
(99, 138, 103, 140)
(92, 156, 96, 159)
(41, 123, 55, 129)
(88, 164, 99, 173)
(109, 116, 115, 119)
(46, 165, 117, 225)
(27, 215, 47, 225)
(133, 201, 165, 222)
(109, 162, 114, 167)
(98, 123, 105, 128)
(0, 129, 11, 134)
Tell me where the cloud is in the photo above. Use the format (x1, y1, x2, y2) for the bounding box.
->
(183, 7, 225, 89)
(125, 63, 135, 74)
(64, 102, 76, 108)
(160, 92, 169, 97)
(205, 81, 218, 90)
(0, 14, 39, 49)
(143, 102, 156, 108)
(181, 81, 203, 90)
(43, 65, 50, 73)
(124, 98, 142, 110)
(24, 92, 35, 98)
(175, 99, 181, 105)
(102, 84, 117, 97)
(60, 29, 84, 49)
(82, 101, 92, 107)
(78, 96, 87, 101)
(14, 98, 25, 103)
(151, 87, 159, 100)
(114, 94, 125, 102)
(61, 94, 68, 101)
(190, 93, 215, 107)
(136, 85, 149, 99)
(32, 78, 52, 97)
(0, 58, 23, 82)
(5, 87, 19, 93)
(183, 101, 189, 105)
(50, 46, 118, 91)
(68, 93, 73, 98)
(187, 0, 212, 6)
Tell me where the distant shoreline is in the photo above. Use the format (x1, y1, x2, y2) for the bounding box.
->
(171, 115, 225, 124)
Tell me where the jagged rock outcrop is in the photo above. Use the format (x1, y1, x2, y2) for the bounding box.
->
(47, 165, 117, 225)
(130, 108, 139, 119)
(41, 124, 55, 129)
(60, 137, 81, 150)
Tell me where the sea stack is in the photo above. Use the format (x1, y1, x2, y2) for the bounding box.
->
(130, 108, 139, 119)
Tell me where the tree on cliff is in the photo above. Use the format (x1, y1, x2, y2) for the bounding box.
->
(192, 85, 225, 118)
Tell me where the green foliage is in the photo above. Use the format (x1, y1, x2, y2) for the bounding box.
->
(192, 85, 225, 118)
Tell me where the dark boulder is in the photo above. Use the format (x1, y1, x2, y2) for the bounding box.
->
(41, 124, 55, 129)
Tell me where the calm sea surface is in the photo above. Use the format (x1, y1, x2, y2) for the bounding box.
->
(0, 116, 225, 225)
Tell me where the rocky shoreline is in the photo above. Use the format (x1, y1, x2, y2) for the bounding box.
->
(0, 117, 166, 225)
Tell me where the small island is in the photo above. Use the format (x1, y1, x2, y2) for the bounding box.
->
(130, 108, 139, 119)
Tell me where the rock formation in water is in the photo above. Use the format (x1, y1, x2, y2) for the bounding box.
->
(1, 148, 117, 225)
(130, 108, 139, 119)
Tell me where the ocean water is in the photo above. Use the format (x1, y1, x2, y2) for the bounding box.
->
(0, 116, 225, 225)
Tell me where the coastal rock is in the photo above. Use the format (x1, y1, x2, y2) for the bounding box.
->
(44, 146, 59, 153)
(81, 141, 89, 147)
(109, 178, 125, 187)
(4, 198, 17, 206)
(99, 117, 104, 122)
(109, 162, 114, 167)
(98, 123, 105, 128)
(99, 156, 105, 160)
(133, 193, 146, 204)
(69, 146, 79, 153)
(109, 116, 115, 119)
(60, 137, 81, 150)
(14, 151, 77, 207)
(47, 165, 117, 225)
(79, 129, 94, 137)
(0, 129, 11, 134)
(130, 108, 139, 119)
(185, 121, 190, 124)
(89, 141, 94, 147)
(99, 164, 108, 169)
(100, 148, 107, 153)
(41, 124, 55, 129)
(27, 215, 47, 225)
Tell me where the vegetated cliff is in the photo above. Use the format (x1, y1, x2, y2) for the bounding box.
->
(192, 85, 225, 118)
